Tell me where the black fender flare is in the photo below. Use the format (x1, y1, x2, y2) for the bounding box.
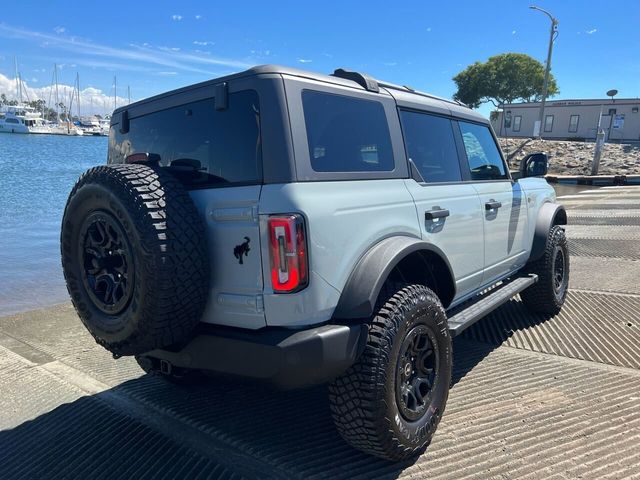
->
(529, 202, 567, 262)
(332, 236, 456, 320)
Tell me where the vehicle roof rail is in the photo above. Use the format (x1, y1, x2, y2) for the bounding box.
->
(332, 68, 379, 93)
(376, 80, 467, 108)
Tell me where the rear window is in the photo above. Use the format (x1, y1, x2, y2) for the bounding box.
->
(109, 90, 261, 187)
(301, 90, 394, 172)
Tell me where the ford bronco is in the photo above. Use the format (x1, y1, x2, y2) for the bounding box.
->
(61, 65, 568, 461)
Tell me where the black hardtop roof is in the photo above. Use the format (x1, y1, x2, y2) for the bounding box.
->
(113, 64, 476, 118)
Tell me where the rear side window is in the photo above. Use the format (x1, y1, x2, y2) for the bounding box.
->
(109, 90, 261, 186)
(459, 121, 508, 181)
(400, 110, 462, 183)
(302, 90, 394, 172)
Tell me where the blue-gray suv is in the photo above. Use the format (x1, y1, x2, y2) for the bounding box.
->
(61, 65, 569, 461)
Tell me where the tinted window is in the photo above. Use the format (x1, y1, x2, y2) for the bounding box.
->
(302, 90, 394, 172)
(459, 121, 508, 181)
(544, 115, 554, 132)
(109, 90, 261, 186)
(400, 110, 461, 183)
(513, 116, 522, 132)
(569, 115, 579, 133)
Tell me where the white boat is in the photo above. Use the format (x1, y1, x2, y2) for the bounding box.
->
(78, 116, 105, 136)
(49, 122, 84, 136)
(99, 118, 110, 136)
(0, 105, 51, 134)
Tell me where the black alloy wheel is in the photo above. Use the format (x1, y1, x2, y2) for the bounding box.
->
(79, 211, 134, 315)
(396, 325, 439, 422)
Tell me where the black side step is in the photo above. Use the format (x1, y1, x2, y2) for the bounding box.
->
(447, 274, 538, 337)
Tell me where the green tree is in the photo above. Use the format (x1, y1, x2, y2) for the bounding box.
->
(452, 53, 559, 109)
(0, 94, 18, 106)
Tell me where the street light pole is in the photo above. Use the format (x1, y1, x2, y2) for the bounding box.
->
(530, 5, 558, 139)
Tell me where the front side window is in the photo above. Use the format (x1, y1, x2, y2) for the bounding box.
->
(109, 90, 262, 186)
(544, 115, 554, 132)
(513, 115, 522, 132)
(302, 90, 394, 172)
(569, 115, 579, 133)
(459, 121, 508, 181)
(400, 110, 461, 183)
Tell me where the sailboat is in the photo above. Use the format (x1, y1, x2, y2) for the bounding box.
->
(48, 64, 83, 136)
(0, 59, 52, 134)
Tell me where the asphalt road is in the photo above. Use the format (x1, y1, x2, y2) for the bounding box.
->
(0, 186, 639, 479)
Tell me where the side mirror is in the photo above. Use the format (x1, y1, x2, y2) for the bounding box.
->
(520, 152, 548, 178)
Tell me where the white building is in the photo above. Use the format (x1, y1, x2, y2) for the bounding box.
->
(491, 98, 640, 143)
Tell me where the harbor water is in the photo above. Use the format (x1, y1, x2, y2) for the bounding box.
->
(0, 134, 107, 316)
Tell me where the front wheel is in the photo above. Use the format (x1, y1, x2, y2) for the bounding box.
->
(521, 225, 570, 315)
(329, 283, 452, 461)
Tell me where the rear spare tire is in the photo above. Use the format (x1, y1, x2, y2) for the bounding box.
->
(61, 163, 209, 356)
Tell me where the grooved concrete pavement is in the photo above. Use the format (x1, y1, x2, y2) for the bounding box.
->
(0, 186, 639, 479)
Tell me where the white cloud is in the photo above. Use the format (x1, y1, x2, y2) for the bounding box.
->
(170, 47, 180, 51)
(426, 27, 432, 32)
(193, 40, 214, 46)
(586, 28, 597, 34)
(383, 62, 398, 66)
(53, 26, 66, 34)
(0, 72, 130, 115)
(195, 15, 202, 20)
(321, 52, 333, 58)
(172, 14, 183, 21)
(298, 58, 312, 63)
(512, 30, 517, 35)
(0, 24, 251, 76)
(156, 71, 178, 76)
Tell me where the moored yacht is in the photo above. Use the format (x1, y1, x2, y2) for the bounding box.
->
(0, 105, 51, 134)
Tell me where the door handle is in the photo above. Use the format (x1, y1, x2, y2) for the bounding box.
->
(485, 200, 502, 210)
(425, 207, 450, 220)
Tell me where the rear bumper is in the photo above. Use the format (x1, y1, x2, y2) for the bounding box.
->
(144, 323, 367, 389)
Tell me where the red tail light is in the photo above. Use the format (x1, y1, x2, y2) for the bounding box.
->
(268, 214, 308, 293)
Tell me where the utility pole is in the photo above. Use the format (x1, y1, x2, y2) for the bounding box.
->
(127, 85, 131, 105)
(591, 105, 605, 175)
(530, 6, 558, 139)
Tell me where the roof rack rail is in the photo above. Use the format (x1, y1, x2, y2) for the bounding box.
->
(376, 80, 467, 108)
(331, 68, 379, 93)
(331, 67, 468, 108)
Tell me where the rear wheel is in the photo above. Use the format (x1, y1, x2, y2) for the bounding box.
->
(521, 225, 569, 315)
(329, 283, 452, 461)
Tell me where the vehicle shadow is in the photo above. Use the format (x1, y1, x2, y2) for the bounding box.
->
(0, 300, 547, 480)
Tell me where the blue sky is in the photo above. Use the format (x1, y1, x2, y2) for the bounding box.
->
(1, 0, 638, 116)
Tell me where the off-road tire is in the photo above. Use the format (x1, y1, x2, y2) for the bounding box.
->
(329, 283, 452, 461)
(521, 225, 569, 315)
(61, 163, 209, 356)
(135, 355, 204, 386)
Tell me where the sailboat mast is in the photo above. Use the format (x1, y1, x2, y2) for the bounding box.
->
(54, 64, 60, 123)
(14, 57, 18, 101)
(76, 73, 81, 119)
